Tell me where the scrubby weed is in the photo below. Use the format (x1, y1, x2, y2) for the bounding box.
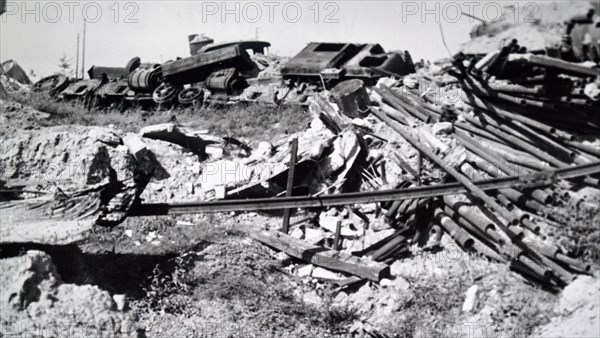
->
(547, 196, 600, 264)
(392, 273, 471, 337)
(476, 271, 557, 338)
(139, 254, 196, 315)
(9, 90, 310, 141)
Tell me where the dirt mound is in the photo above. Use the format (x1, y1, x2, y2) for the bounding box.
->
(536, 275, 600, 337)
(0, 250, 136, 337)
(0, 125, 130, 187)
(461, 1, 595, 54)
(0, 99, 50, 135)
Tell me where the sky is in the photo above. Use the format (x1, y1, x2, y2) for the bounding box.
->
(0, 1, 500, 78)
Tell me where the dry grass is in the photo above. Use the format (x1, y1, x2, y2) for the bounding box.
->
(11, 91, 310, 142)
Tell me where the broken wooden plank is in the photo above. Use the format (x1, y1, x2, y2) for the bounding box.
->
(250, 229, 389, 281)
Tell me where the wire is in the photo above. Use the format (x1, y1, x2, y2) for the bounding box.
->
(438, 22, 454, 58)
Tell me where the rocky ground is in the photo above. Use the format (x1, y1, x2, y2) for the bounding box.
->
(1, 97, 599, 337)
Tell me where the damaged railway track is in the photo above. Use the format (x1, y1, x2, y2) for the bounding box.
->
(131, 161, 600, 215)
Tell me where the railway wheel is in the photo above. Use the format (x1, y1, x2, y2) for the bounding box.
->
(178, 86, 204, 105)
(152, 82, 180, 104)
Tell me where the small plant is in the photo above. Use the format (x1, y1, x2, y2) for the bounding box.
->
(57, 53, 74, 77)
(547, 197, 600, 264)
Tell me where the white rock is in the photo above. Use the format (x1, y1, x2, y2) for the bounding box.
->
(319, 215, 363, 238)
(253, 141, 273, 158)
(332, 292, 350, 308)
(303, 290, 323, 307)
(312, 267, 344, 280)
(124, 229, 133, 238)
(273, 251, 290, 261)
(305, 227, 326, 244)
(351, 118, 374, 130)
(283, 265, 295, 275)
(319, 215, 341, 232)
(392, 277, 411, 291)
(205, 145, 224, 159)
(325, 208, 338, 216)
(584, 82, 599, 100)
(290, 227, 304, 239)
(176, 220, 194, 226)
(380, 278, 393, 287)
(112, 294, 127, 311)
(213, 185, 226, 199)
(462, 285, 479, 312)
(145, 231, 157, 242)
(361, 203, 377, 214)
(297, 264, 313, 277)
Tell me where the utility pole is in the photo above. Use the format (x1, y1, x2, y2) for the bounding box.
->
(75, 33, 80, 78)
(81, 21, 86, 79)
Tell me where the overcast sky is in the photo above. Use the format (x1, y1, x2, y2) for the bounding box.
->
(0, 1, 495, 78)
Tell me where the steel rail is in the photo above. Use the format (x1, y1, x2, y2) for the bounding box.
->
(131, 161, 600, 216)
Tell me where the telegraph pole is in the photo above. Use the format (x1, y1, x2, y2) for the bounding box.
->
(81, 21, 86, 79)
(75, 34, 80, 78)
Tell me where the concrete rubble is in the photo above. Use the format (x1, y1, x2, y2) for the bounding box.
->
(0, 251, 136, 336)
(1, 3, 599, 336)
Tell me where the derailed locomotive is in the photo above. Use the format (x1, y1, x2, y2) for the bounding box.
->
(32, 34, 415, 108)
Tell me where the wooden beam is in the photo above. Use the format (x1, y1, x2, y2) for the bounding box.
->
(250, 230, 389, 281)
(281, 137, 298, 234)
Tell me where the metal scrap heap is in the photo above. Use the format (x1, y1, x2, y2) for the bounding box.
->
(122, 39, 599, 289)
(241, 40, 597, 288)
